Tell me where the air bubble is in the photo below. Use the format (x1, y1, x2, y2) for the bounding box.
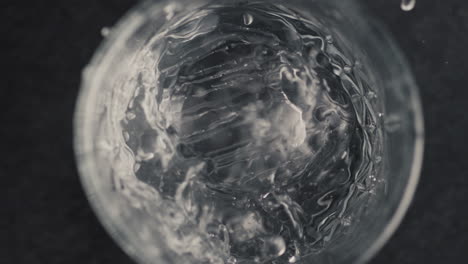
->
(243, 13, 254, 25)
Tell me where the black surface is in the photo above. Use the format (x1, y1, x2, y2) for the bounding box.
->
(6, 0, 468, 263)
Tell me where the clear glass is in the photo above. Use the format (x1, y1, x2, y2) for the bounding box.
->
(74, 0, 424, 263)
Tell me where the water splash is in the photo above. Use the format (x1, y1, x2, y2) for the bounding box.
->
(111, 2, 383, 263)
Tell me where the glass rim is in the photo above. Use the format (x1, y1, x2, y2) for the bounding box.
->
(74, 1, 425, 263)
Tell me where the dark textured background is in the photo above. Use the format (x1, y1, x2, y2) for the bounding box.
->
(5, 0, 468, 263)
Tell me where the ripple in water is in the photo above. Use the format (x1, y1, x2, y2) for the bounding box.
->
(117, 2, 381, 263)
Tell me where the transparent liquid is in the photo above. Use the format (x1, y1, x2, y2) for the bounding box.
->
(116, 2, 382, 263)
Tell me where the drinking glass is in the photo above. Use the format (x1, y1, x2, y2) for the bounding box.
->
(74, 0, 424, 263)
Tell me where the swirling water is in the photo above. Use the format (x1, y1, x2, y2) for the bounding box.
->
(116, 2, 381, 263)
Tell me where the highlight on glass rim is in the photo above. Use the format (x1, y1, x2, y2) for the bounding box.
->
(74, 0, 424, 264)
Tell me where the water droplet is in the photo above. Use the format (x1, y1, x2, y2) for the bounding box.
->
(325, 35, 333, 44)
(243, 13, 254, 25)
(289, 256, 298, 263)
(100, 27, 110, 37)
(401, 0, 416, 11)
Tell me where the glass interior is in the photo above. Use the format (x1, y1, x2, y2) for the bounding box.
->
(74, 0, 424, 263)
